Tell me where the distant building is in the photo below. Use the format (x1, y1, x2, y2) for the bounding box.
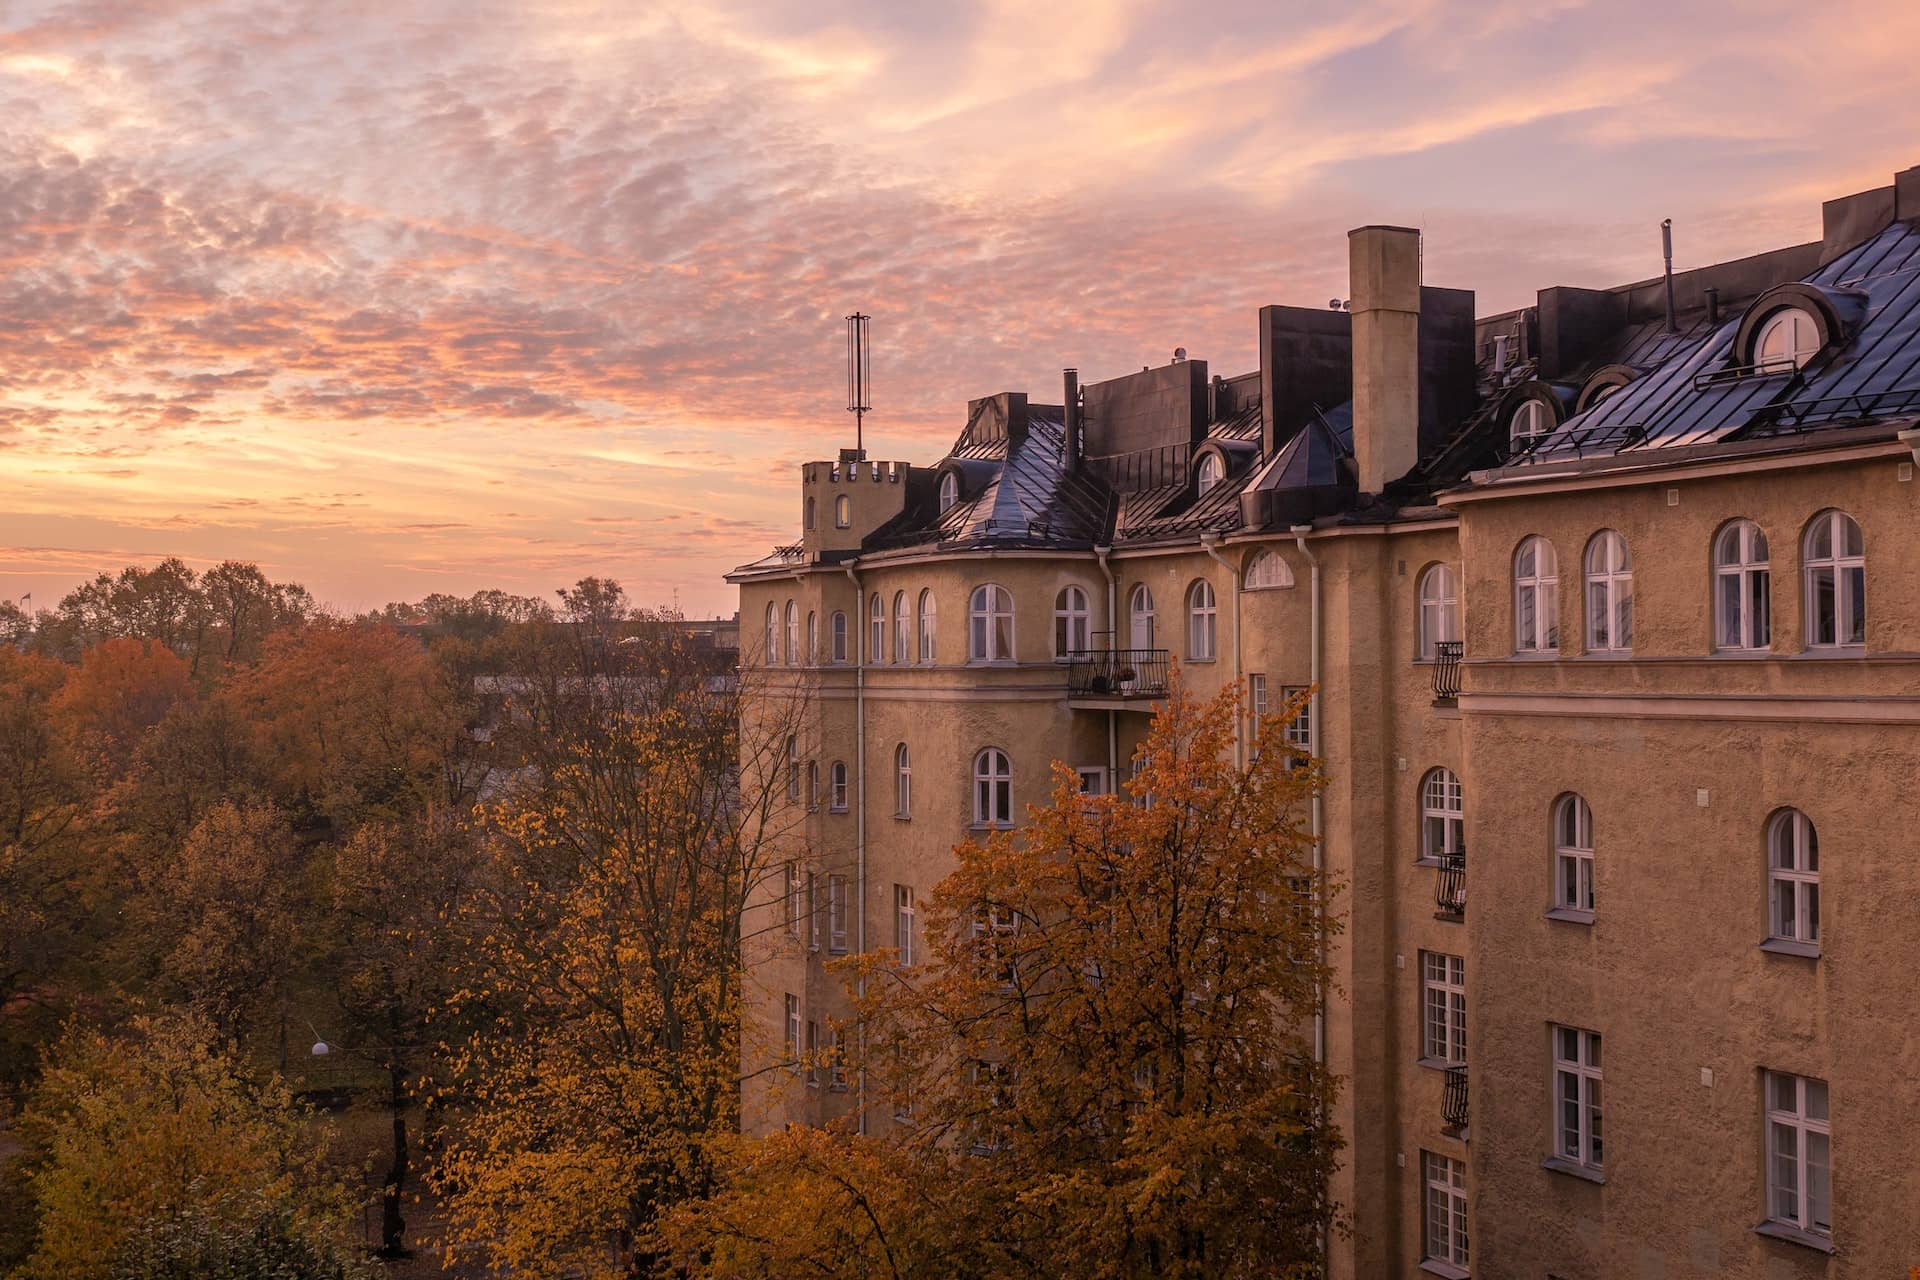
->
(729, 164, 1920, 1277)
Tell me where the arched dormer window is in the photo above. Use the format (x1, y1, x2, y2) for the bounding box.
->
(939, 471, 960, 513)
(1418, 564, 1459, 660)
(1053, 586, 1090, 658)
(1196, 452, 1224, 497)
(1510, 399, 1550, 450)
(1244, 549, 1294, 591)
(1754, 308, 1821, 373)
(969, 585, 1014, 662)
(1186, 580, 1217, 660)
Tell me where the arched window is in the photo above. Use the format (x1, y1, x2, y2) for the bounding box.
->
(939, 471, 959, 513)
(870, 593, 887, 663)
(806, 611, 817, 663)
(973, 748, 1012, 827)
(1187, 580, 1217, 660)
(1767, 809, 1818, 947)
(764, 603, 778, 665)
(1510, 399, 1549, 450)
(804, 495, 816, 531)
(969, 585, 1014, 662)
(1514, 536, 1558, 653)
(894, 743, 911, 817)
(785, 735, 799, 800)
(784, 601, 799, 665)
(1128, 584, 1155, 650)
(1803, 510, 1864, 649)
(893, 591, 910, 664)
(1553, 794, 1594, 916)
(1418, 564, 1459, 660)
(834, 494, 851, 528)
(1196, 452, 1223, 496)
(917, 589, 936, 663)
(1583, 531, 1632, 652)
(1053, 585, 1090, 658)
(1244, 549, 1293, 591)
(1420, 767, 1463, 862)
(831, 611, 849, 664)
(1714, 520, 1771, 651)
(1755, 308, 1820, 373)
(829, 761, 849, 812)
(807, 761, 819, 810)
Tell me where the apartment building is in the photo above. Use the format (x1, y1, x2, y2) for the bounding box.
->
(727, 163, 1920, 1278)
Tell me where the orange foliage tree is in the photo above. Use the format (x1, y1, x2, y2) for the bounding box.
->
(671, 679, 1343, 1280)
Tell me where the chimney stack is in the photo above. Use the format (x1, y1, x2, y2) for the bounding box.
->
(1062, 368, 1081, 470)
(1348, 225, 1422, 494)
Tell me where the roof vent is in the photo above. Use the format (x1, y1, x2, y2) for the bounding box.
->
(1173, 347, 1188, 363)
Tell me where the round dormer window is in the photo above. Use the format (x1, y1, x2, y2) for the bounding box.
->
(1196, 452, 1223, 496)
(939, 471, 959, 513)
(1754, 307, 1821, 373)
(1510, 399, 1550, 450)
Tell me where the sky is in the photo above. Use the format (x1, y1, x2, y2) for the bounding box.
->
(3, 0, 1918, 617)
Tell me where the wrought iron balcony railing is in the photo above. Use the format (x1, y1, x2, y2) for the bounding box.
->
(1442, 1063, 1468, 1131)
(1066, 649, 1170, 700)
(1435, 850, 1466, 918)
(1431, 640, 1462, 703)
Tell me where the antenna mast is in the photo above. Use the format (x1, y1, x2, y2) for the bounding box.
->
(846, 311, 871, 461)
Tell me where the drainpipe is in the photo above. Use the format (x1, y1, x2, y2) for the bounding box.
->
(1095, 545, 1118, 781)
(1291, 523, 1326, 1274)
(842, 564, 868, 1133)
(1200, 533, 1243, 769)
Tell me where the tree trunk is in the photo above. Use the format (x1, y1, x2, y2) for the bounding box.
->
(381, 1054, 410, 1256)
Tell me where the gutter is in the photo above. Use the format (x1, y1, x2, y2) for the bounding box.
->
(1199, 533, 1244, 768)
(842, 564, 868, 1134)
(1290, 522, 1327, 1275)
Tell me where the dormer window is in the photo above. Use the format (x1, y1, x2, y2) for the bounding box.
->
(1755, 307, 1820, 373)
(1196, 452, 1223, 497)
(1510, 400, 1550, 450)
(939, 472, 959, 513)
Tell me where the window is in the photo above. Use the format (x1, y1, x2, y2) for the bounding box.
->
(831, 611, 849, 663)
(1128, 584, 1155, 650)
(1767, 809, 1819, 948)
(806, 761, 819, 811)
(1418, 564, 1459, 660)
(827, 874, 848, 953)
(1755, 307, 1821, 373)
(806, 611, 817, 663)
(893, 591, 910, 664)
(1510, 398, 1550, 449)
(973, 748, 1012, 827)
(1420, 768, 1463, 862)
(1187, 579, 1217, 660)
(1803, 510, 1864, 649)
(1074, 765, 1108, 795)
(785, 735, 798, 801)
(828, 1027, 847, 1091)
(834, 494, 851, 528)
(969, 585, 1014, 662)
(1053, 585, 1090, 658)
(764, 603, 777, 665)
(1282, 686, 1312, 761)
(1248, 672, 1268, 725)
(870, 594, 886, 663)
(1514, 536, 1558, 653)
(1583, 531, 1632, 651)
(1244, 549, 1293, 590)
(1421, 952, 1466, 1064)
(1715, 520, 1771, 651)
(1552, 1026, 1603, 1172)
(894, 743, 911, 818)
(939, 471, 959, 513)
(805, 1019, 820, 1088)
(783, 993, 800, 1060)
(917, 589, 936, 663)
(1553, 794, 1594, 916)
(1764, 1071, 1831, 1238)
(804, 495, 816, 531)
(784, 601, 799, 665)
(1196, 451, 1223, 496)
(1423, 1152, 1469, 1272)
(894, 884, 916, 966)
(829, 761, 849, 813)
(782, 862, 799, 936)
(805, 872, 820, 951)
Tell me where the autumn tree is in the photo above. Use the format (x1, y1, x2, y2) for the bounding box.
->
(672, 680, 1343, 1280)
(51, 638, 197, 786)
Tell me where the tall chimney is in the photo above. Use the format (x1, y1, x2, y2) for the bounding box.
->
(1062, 368, 1081, 470)
(1348, 225, 1422, 495)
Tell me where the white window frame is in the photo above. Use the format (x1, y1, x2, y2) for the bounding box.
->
(783, 993, 800, 1060)
(1128, 584, 1155, 650)
(1583, 530, 1632, 652)
(763, 603, 777, 665)
(1419, 767, 1463, 863)
(1764, 1070, 1831, 1237)
(826, 873, 848, 953)
(784, 600, 799, 665)
(894, 742, 911, 818)
(893, 591, 910, 664)
(829, 761, 849, 813)
(805, 871, 820, 951)
(806, 760, 819, 811)
(1074, 765, 1108, 795)
(973, 747, 1012, 828)
(1244, 549, 1293, 591)
(806, 610, 817, 664)
(1248, 672, 1268, 728)
(1282, 685, 1312, 761)
(1514, 536, 1559, 653)
(1714, 520, 1771, 652)
(831, 610, 849, 664)
(1196, 451, 1223, 496)
(1053, 585, 1090, 659)
(1552, 1025, 1603, 1172)
(1802, 509, 1864, 650)
(894, 884, 916, 966)
(805, 1018, 820, 1089)
(1186, 579, 1217, 661)
(1418, 563, 1459, 660)
(1553, 793, 1595, 917)
(828, 1026, 848, 1091)
(1755, 307, 1821, 373)
(969, 584, 1015, 663)
(1767, 808, 1819, 948)
(939, 471, 959, 513)
(917, 588, 936, 663)
(1510, 398, 1549, 449)
(1421, 952, 1466, 1065)
(870, 593, 887, 663)
(1422, 1151, 1469, 1272)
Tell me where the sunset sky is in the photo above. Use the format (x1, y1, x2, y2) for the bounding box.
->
(4, 0, 1918, 616)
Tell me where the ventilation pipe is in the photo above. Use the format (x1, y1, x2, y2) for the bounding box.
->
(1662, 219, 1678, 333)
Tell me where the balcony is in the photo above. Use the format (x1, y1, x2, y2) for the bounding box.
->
(1434, 850, 1466, 918)
(1431, 640, 1462, 703)
(1442, 1063, 1469, 1132)
(1066, 649, 1170, 707)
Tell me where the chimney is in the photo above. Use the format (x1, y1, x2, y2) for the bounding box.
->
(1062, 368, 1081, 470)
(1348, 225, 1422, 494)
